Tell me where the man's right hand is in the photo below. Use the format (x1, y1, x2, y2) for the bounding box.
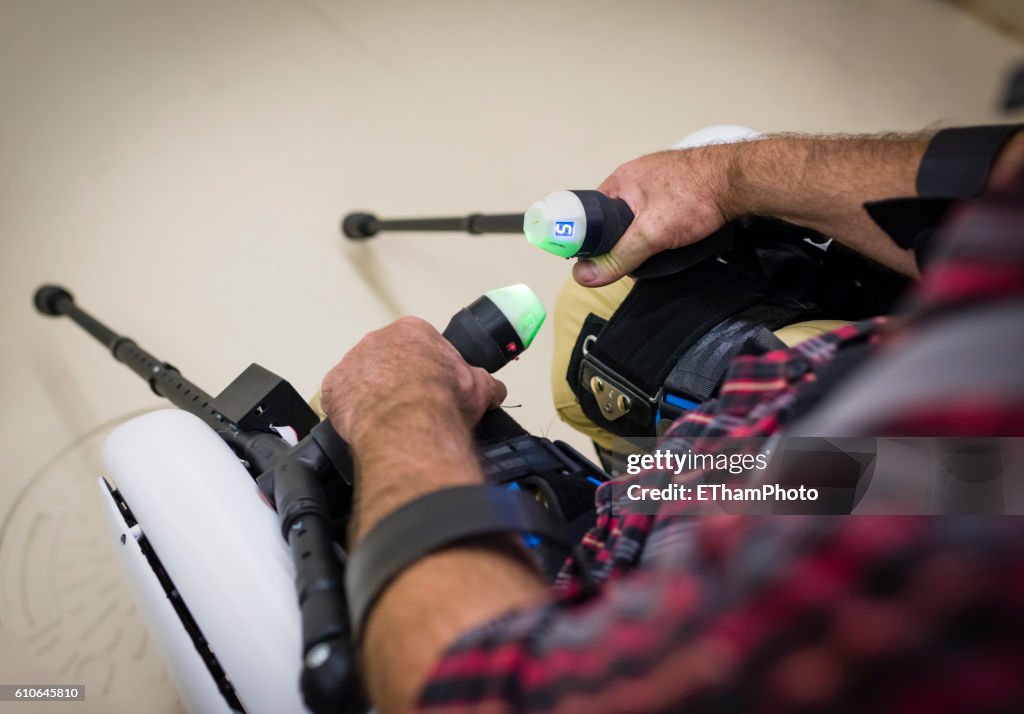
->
(573, 146, 736, 287)
(576, 133, 932, 284)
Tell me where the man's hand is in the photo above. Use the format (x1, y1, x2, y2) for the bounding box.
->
(576, 134, 932, 286)
(320, 316, 507, 543)
(321, 316, 506, 449)
(574, 147, 732, 286)
(318, 318, 545, 713)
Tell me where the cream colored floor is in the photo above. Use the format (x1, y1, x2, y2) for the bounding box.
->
(1, 1, 1022, 712)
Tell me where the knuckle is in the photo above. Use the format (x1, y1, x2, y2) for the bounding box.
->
(393, 315, 423, 331)
(319, 377, 338, 410)
(321, 360, 341, 386)
(456, 364, 477, 392)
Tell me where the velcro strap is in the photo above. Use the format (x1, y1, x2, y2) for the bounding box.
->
(663, 303, 793, 403)
(345, 486, 570, 644)
(917, 124, 1022, 198)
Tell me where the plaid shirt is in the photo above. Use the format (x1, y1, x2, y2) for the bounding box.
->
(417, 174, 1024, 713)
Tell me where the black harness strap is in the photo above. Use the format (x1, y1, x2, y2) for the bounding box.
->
(662, 303, 793, 401)
(590, 261, 764, 394)
(863, 197, 952, 250)
(568, 260, 772, 439)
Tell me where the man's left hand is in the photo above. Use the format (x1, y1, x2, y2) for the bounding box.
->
(320, 316, 507, 450)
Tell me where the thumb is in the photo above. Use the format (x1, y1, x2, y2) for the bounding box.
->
(572, 226, 653, 287)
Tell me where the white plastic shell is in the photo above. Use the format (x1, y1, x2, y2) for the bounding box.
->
(101, 409, 308, 714)
(99, 476, 235, 714)
(523, 189, 588, 257)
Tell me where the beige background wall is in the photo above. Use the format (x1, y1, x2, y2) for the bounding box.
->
(1, 1, 1022, 711)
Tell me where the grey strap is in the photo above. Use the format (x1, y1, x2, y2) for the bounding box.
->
(345, 486, 571, 644)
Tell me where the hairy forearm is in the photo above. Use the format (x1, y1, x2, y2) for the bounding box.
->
(720, 133, 931, 277)
(586, 126, 1024, 287)
(362, 538, 546, 713)
(348, 393, 484, 543)
(349, 397, 546, 713)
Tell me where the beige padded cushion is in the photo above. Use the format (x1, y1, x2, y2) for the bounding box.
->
(773, 319, 850, 346)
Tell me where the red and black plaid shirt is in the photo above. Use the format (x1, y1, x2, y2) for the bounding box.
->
(417, 174, 1024, 713)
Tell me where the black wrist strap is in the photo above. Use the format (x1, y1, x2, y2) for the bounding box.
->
(345, 485, 572, 644)
(917, 124, 1022, 198)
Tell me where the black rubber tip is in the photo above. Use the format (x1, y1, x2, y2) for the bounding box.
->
(341, 212, 379, 240)
(34, 284, 73, 316)
(300, 638, 367, 714)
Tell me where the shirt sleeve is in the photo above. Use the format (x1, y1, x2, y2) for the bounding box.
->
(415, 516, 1024, 713)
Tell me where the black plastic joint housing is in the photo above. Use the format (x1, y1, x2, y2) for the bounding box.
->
(571, 190, 635, 258)
(442, 296, 523, 374)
